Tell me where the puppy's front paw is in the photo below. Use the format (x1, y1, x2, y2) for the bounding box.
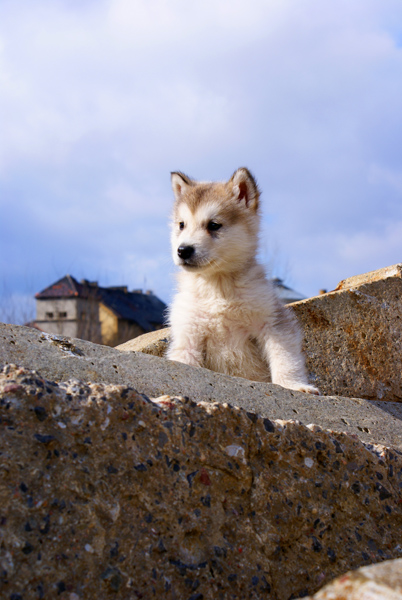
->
(292, 383, 320, 395)
(167, 349, 202, 368)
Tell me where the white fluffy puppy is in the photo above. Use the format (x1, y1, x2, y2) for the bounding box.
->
(167, 167, 319, 394)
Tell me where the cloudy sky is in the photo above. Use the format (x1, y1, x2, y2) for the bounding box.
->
(1, 0, 402, 323)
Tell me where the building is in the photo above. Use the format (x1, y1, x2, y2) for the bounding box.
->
(272, 278, 306, 304)
(34, 275, 167, 346)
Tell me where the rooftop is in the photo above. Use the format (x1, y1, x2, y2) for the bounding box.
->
(36, 275, 167, 331)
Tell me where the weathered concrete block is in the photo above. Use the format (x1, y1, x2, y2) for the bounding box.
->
(302, 557, 402, 599)
(294, 264, 402, 402)
(116, 326, 170, 356)
(120, 264, 402, 402)
(117, 327, 169, 357)
(1, 364, 402, 600)
(1, 322, 402, 449)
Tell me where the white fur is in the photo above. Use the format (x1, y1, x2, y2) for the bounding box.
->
(167, 169, 319, 395)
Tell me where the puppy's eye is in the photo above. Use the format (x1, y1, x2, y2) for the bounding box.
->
(207, 221, 222, 232)
(179, 222, 185, 230)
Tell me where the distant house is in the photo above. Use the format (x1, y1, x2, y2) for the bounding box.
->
(272, 278, 306, 304)
(34, 275, 167, 346)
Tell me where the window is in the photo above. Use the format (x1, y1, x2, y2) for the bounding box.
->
(45, 312, 54, 319)
(58, 312, 67, 318)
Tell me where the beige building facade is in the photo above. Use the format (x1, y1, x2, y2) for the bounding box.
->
(34, 275, 166, 346)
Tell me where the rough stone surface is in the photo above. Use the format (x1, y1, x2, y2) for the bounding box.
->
(302, 557, 402, 599)
(123, 264, 402, 402)
(117, 325, 170, 356)
(2, 363, 402, 600)
(2, 322, 402, 449)
(294, 263, 402, 402)
(116, 327, 169, 357)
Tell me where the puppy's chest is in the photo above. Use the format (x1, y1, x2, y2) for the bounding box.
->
(198, 295, 268, 380)
(196, 295, 261, 339)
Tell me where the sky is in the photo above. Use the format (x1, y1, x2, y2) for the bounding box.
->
(1, 0, 402, 323)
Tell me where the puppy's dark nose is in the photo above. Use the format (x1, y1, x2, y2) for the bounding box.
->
(177, 245, 194, 260)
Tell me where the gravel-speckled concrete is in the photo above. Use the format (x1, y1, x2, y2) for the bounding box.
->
(1, 322, 402, 449)
(302, 558, 402, 599)
(1, 364, 402, 600)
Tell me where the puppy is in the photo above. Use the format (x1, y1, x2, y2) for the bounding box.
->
(167, 167, 319, 394)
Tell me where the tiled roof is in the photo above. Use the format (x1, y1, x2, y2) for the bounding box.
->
(36, 275, 167, 331)
(35, 275, 82, 299)
(97, 286, 167, 331)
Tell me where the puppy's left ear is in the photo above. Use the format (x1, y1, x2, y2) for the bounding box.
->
(171, 172, 194, 202)
(229, 167, 260, 211)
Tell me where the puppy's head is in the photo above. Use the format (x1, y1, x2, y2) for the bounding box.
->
(170, 168, 261, 275)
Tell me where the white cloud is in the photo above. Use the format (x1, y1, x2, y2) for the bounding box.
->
(337, 220, 402, 264)
(1, 0, 402, 311)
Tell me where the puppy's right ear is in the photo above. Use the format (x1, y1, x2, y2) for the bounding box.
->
(171, 172, 194, 201)
(229, 167, 260, 211)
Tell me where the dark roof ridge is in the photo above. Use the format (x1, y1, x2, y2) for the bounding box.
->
(35, 275, 167, 331)
(35, 274, 82, 299)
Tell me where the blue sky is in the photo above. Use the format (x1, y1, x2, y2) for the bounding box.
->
(1, 0, 402, 323)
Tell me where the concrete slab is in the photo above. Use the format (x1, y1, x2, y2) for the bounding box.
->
(1, 322, 402, 449)
(119, 264, 402, 402)
(294, 263, 402, 402)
